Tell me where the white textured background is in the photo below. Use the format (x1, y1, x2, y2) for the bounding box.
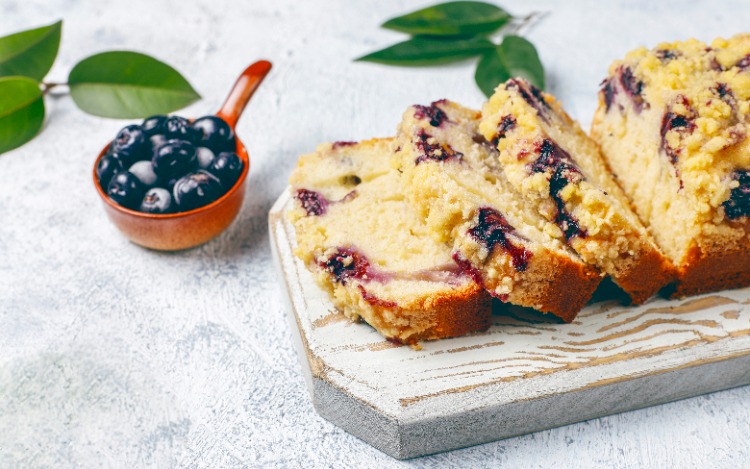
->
(1, 0, 749, 467)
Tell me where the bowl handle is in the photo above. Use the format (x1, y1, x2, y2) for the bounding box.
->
(216, 60, 273, 129)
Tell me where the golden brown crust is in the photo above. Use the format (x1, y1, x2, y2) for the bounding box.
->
(482, 78, 674, 305)
(609, 245, 678, 305)
(670, 222, 750, 297)
(409, 285, 493, 343)
(324, 276, 492, 345)
(512, 252, 602, 323)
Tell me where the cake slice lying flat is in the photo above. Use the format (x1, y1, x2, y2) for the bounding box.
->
(394, 100, 600, 322)
(288, 138, 492, 344)
(480, 79, 675, 304)
(591, 35, 750, 296)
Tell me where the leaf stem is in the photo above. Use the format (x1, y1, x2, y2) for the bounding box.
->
(41, 81, 69, 96)
(506, 11, 547, 36)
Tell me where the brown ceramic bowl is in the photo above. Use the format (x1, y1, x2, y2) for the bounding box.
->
(93, 60, 272, 251)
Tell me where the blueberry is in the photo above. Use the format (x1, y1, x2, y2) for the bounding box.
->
(163, 116, 196, 142)
(192, 116, 236, 153)
(149, 135, 167, 156)
(158, 176, 179, 193)
(173, 170, 223, 211)
(107, 172, 145, 209)
(196, 147, 216, 169)
(152, 139, 198, 178)
(111, 125, 149, 164)
(129, 160, 159, 186)
(140, 187, 173, 214)
(209, 152, 244, 189)
(142, 115, 167, 136)
(96, 153, 125, 188)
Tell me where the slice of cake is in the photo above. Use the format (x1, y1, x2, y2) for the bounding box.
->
(394, 100, 601, 322)
(591, 35, 750, 296)
(480, 79, 675, 304)
(288, 138, 492, 344)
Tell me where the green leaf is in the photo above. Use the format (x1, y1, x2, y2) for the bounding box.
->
(0, 20, 62, 81)
(382, 1, 511, 36)
(474, 35, 545, 97)
(0, 77, 45, 154)
(68, 51, 200, 118)
(357, 36, 494, 66)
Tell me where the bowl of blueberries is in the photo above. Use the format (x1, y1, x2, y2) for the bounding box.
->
(93, 60, 271, 251)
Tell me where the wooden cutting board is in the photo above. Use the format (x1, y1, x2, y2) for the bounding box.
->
(269, 189, 750, 460)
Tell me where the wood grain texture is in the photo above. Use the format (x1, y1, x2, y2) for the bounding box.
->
(271, 190, 750, 459)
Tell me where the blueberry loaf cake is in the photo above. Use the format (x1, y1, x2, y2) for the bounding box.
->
(288, 138, 492, 344)
(591, 35, 750, 296)
(394, 100, 601, 322)
(480, 79, 675, 304)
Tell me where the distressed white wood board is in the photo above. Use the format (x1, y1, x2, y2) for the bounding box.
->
(269, 189, 750, 460)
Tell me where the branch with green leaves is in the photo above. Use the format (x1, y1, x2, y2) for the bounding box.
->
(356, 1, 545, 98)
(0, 20, 200, 155)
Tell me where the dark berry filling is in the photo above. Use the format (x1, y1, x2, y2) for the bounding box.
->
(506, 79, 551, 122)
(655, 49, 679, 61)
(318, 247, 391, 285)
(357, 285, 398, 308)
(332, 141, 357, 150)
(294, 189, 329, 216)
(467, 207, 532, 271)
(618, 66, 646, 113)
(716, 82, 733, 100)
(600, 77, 617, 112)
(530, 139, 587, 240)
(491, 114, 517, 145)
(319, 247, 370, 284)
(452, 252, 485, 287)
(659, 95, 696, 172)
(736, 54, 750, 70)
(549, 168, 586, 240)
(472, 133, 499, 154)
(452, 252, 509, 301)
(723, 171, 750, 220)
(414, 131, 463, 165)
(413, 101, 450, 127)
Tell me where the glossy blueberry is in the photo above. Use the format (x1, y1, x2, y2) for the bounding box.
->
(128, 160, 159, 186)
(192, 116, 236, 153)
(96, 153, 125, 188)
(111, 125, 149, 164)
(209, 152, 243, 188)
(196, 146, 216, 169)
(149, 135, 167, 156)
(163, 116, 196, 142)
(107, 171, 145, 209)
(140, 187, 173, 214)
(173, 170, 223, 211)
(152, 139, 198, 178)
(141, 115, 167, 136)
